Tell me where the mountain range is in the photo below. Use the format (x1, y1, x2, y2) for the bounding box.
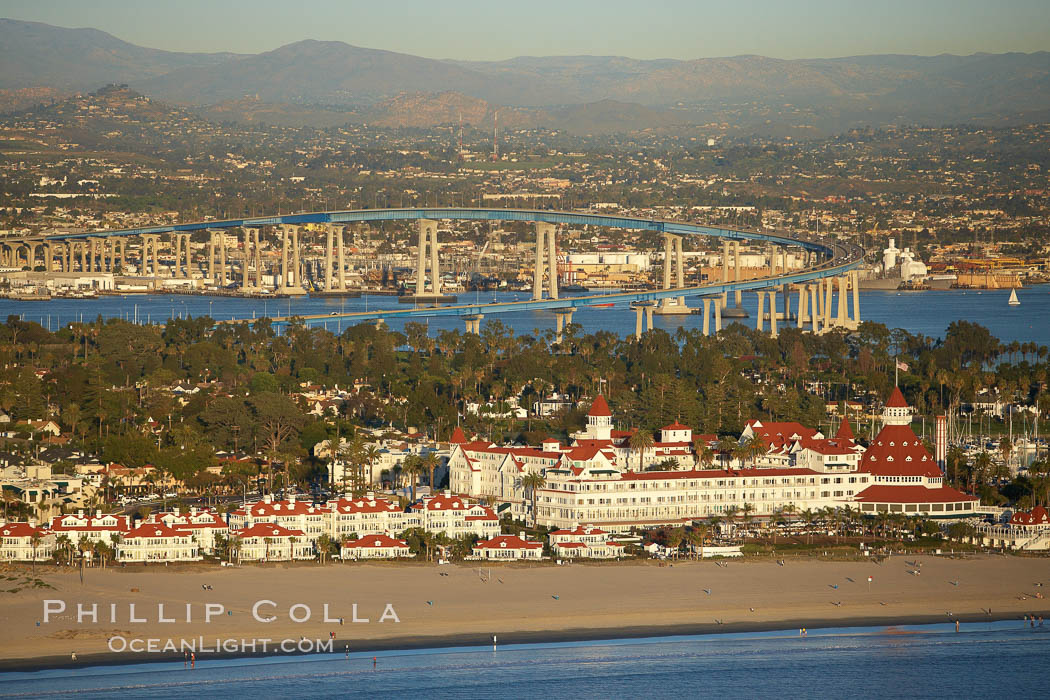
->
(3, 18, 1050, 133)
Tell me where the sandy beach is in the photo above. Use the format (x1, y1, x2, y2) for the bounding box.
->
(1, 554, 1048, 671)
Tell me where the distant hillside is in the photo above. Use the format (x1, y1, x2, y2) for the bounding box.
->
(4, 19, 1050, 132)
(136, 40, 546, 107)
(196, 91, 693, 135)
(0, 18, 238, 91)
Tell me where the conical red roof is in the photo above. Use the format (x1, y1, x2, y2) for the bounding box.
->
(449, 426, 468, 444)
(887, 386, 908, 408)
(862, 424, 940, 478)
(835, 417, 854, 440)
(588, 395, 612, 417)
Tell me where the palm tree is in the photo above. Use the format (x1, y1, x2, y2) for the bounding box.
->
(263, 536, 272, 562)
(77, 535, 92, 566)
(768, 509, 784, 544)
(30, 530, 42, 569)
(694, 439, 715, 470)
(229, 534, 242, 564)
(362, 445, 382, 488)
(422, 451, 440, 493)
(317, 534, 332, 564)
(629, 429, 654, 472)
(687, 524, 707, 559)
(972, 451, 992, 494)
(55, 534, 72, 565)
(402, 455, 424, 502)
(93, 540, 111, 569)
(718, 436, 738, 469)
(724, 505, 739, 535)
(745, 440, 765, 468)
(520, 472, 547, 528)
(801, 508, 816, 544)
(740, 502, 755, 531)
(666, 527, 684, 559)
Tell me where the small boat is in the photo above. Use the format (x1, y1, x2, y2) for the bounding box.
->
(1009, 289, 1020, 306)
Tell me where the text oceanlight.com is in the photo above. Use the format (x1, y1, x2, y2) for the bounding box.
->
(107, 637, 336, 654)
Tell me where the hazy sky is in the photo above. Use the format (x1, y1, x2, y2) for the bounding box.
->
(3, 0, 1048, 60)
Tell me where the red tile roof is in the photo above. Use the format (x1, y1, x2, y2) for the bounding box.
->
(474, 534, 543, 550)
(236, 523, 306, 538)
(1010, 506, 1050, 526)
(234, 500, 330, 517)
(343, 534, 408, 549)
(550, 525, 609, 536)
(50, 514, 130, 532)
(746, 420, 820, 449)
(124, 523, 190, 539)
(153, 511, 227, 530)
(588, 395, 612, 417)
(887, 386, 909, 408)
(0, 522, 45, 538)
(803, 438, 857, 456)
(328, 497, 402, 514)
(449, 426, 468, 444)
(853, 484, 977, 504)
(835, 418, 855, 440)
(862, 424, 941, 477)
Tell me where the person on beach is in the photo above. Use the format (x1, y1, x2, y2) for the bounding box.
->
(345, 644, 349, 659)
(191, 653, 195, 669)
(373, 656, 377, 669)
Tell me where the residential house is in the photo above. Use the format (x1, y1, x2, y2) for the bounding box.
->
(471, 534, 544, 560)
(340, 534, 411, 560)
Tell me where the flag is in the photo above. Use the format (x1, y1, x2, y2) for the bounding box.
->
(896, 360, 909, 372)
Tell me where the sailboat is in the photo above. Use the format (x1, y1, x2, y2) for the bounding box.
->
(1008, 289, 1020, 306)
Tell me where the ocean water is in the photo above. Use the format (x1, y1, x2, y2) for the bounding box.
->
(0, 285, 1048, 346)
(1, 622, 1047, 699)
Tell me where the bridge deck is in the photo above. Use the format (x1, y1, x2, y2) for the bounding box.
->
(25, 207, 864, 326)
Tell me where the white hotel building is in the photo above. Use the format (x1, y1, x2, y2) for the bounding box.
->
(455, 390, 978, 532)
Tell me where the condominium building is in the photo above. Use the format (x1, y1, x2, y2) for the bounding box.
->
(549, 525, 625, 559)
(0, 521, 54, 561)
(341, 534, 411, 560)
(471, 534, 544, 560)
(117, 523, 201, 563)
